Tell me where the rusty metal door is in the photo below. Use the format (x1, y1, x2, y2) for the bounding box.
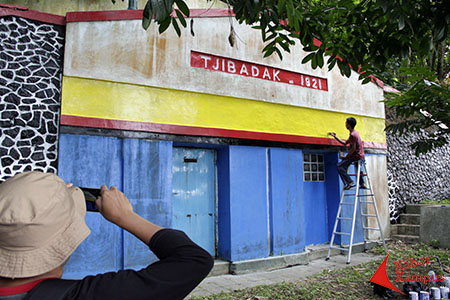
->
(172, 147, 216, 256)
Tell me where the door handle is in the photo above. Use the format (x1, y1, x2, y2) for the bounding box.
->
(184, 157, 198, 163)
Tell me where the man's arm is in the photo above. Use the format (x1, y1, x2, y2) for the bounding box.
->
(329, 132, 348, 145)
(96, 185, 163, 244)
(344, 142, 357, 159)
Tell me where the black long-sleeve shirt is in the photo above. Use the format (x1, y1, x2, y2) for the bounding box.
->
(0, 229, 214, 300)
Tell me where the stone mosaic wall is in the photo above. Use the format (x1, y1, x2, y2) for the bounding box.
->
(387, 131, 450, 222)
(0, 15, 64, 181)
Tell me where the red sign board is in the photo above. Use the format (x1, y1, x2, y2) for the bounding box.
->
(191, 50, 328, 91)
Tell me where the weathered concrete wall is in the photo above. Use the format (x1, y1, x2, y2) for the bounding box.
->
(365, 154, 390, 239)
(420, 205, 450, 248)
(0, 15, 64, 181)
(387, 131, 450, 222)
(63, 17, 384, 120)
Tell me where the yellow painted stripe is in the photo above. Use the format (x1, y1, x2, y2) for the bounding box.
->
(61, 76, 386, 143)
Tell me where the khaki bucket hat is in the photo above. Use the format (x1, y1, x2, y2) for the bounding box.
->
(0, 171, 90, 278)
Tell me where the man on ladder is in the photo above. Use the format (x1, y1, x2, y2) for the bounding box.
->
(329, 117, 366, 190)
(327, 117, 387, 263)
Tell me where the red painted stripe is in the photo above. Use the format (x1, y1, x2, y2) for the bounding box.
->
(60, 115, 387, 149)
(66, 8, 233, 23)
(0, 6, 65, 25)
(0, 278, 55, 296)
(66, 9, 142, 22)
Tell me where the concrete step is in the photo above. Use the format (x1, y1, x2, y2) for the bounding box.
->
(399, 213, 420, 225)
(391, 224, 398, 235)
(406, 204, 421, 214)
(396, 224, 420, 236)
(392, 234, 419, 243)
(209, 260, 230, 277)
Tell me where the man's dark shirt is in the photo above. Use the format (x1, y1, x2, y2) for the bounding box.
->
(0, 229, 214, 300)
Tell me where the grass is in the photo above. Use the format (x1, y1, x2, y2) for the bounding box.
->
(419, 199, 450, 205)
(191, 241, 450, 300)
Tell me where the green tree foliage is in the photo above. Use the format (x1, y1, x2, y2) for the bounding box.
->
(116, 0, 450, 154)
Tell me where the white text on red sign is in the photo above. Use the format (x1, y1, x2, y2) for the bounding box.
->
(191, 51, 328, 91)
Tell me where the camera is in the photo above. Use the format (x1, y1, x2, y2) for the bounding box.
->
(80, 187, 101, 212)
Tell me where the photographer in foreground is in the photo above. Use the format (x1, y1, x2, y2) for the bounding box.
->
(0, 171, 213, 300)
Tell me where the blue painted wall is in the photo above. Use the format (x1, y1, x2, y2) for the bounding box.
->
(58, 134, 124, 278)
(303, 151, 329, 245)
(325, 152, 341, 244)
(58, 134, 173, 278)
(122, 139, 173, 269)
(218, 145, 269, 261)
(268, 148, 305, 255)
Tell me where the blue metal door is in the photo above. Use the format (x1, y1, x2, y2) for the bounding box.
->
(172, 148, 216, 256)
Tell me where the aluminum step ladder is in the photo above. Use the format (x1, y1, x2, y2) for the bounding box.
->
(326, 160, 387, 264)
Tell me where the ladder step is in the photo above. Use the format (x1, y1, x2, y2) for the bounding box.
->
(341, 202, 355, 205)
(330, 246, 349, 251)
(363, 227, 381, 231)
(360, 200, 375, 204)
(334, 231, 351, 236)
(361, 214, 377, 217)
(344, 193, 373, 197)
(338, 217, 352, 220)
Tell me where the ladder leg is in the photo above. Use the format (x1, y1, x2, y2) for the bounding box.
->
(346, 162, 361, 264)
(326, 190, 346, 260)
(359, 162, 368, 250)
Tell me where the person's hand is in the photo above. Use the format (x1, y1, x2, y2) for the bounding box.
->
(96, 185, 134, 227)
(329, 132, 336, 137)
(96, 186, 163, 244)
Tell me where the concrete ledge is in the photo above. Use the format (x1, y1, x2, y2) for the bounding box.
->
(306, 244, 340, 261)
(229, 252, 309, 275)
(420, 205, 450, 248)
(226, 241, 382, 275)
(406, 204, 421, 214)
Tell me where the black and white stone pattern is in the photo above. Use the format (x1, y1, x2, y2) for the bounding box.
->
(0, 16, 64, 182)
(387, 131, 450, 222)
